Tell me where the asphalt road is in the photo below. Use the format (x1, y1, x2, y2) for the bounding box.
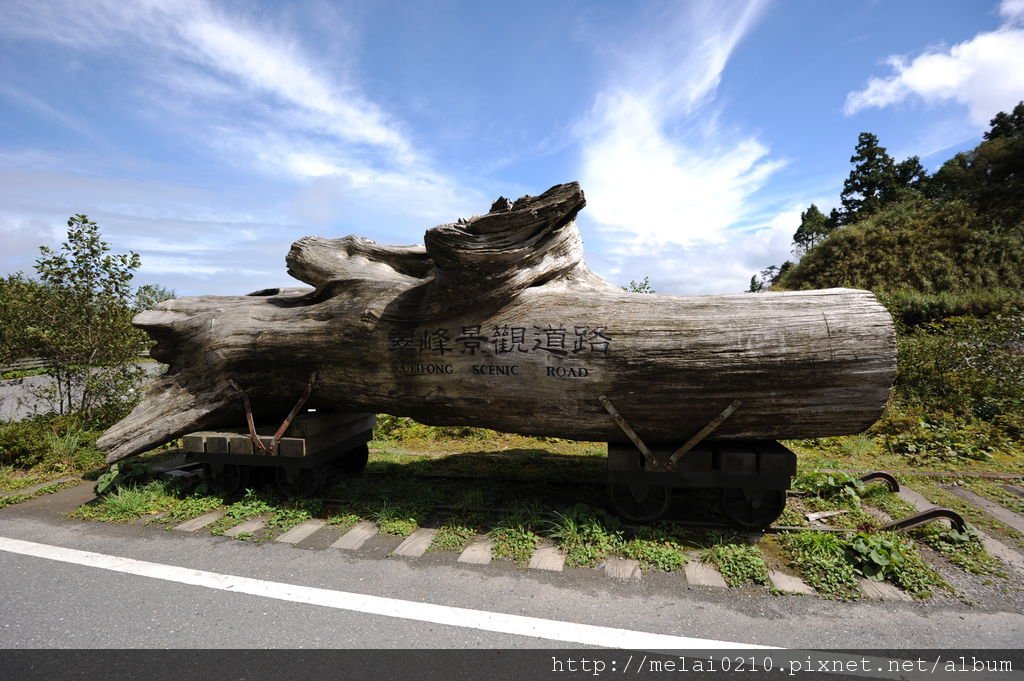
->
(1, 484, 1022, 651)
(0, 364, 163, 421)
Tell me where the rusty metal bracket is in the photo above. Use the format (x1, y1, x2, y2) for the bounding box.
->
(599, 395, 741, 471)
(598, 395, 660, 470)
(881, 507, 967, 534)
(665, 399, 741, 470)
(859, 471, 900, 493)
(228, 373, 318, 455)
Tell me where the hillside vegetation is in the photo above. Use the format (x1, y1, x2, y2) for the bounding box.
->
(755, 103, 1024, 470)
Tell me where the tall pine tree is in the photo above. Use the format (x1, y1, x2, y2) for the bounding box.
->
(839, 132, 897, 224)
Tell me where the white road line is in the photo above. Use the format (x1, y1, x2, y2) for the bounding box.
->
(0, 535, 767, 650)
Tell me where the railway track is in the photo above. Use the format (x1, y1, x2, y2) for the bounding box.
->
(162, 462, 964, 537)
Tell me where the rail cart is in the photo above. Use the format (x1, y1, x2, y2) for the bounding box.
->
(600, 396, 797, 527)
(182, 411, 376, 498)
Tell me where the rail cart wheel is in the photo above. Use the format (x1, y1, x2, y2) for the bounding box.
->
(275, 466, 324, 499)
(337, 443, 369, 474)
(205, 464, 249, 496)
(607, 482, 672, 522)
(720, 487, 786, 529)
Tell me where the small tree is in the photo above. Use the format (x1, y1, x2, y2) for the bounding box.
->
(623, 276, 655, 294)
(134, 283, 176, 312)
(0, 274, 41, 365)
(793, 204, 830, 256)
(31, 215, 147, 424)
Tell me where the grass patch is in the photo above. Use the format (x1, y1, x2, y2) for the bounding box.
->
(0, 366, 51, 380)
(491, 525, 539, 565)
(702, 538, 769, 587)
(962, 478, 1024, 514)
(0, 478, 79, 508)
(0, 468, 45, 492)
(268, 499, 324, 532)
(490, 504, 542, 565)
(0, 493, 29, 508)
(373, 416, 605, 460)
(776, 505, 808, 527)
(72, 480, 177, 522)
(778, 531, 862, 601)
(209, 490, 273, 535)
(793, 470, 865, 508)
(430, 517, 479, 553)
(779, 529, 947, 600)
(846, 531, 946, 598)
(545, 504, 622, 568)
(862, 485, 917, 519)
(620, 538, 688, 572)
(913, 524, 1005, 576)
(370, 502, 426, 538)
(910, 479, 1024, 550)
(167, 494, 224, 521)
(859, 484, 1002, 574)
(326, 512, 362, 529)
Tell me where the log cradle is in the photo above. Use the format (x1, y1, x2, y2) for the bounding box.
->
(99, 181, 897, 524)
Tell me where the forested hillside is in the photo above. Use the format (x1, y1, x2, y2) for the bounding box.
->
(753, 103, 1024, 468)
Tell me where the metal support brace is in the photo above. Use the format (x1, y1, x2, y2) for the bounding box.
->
(598, 395, 660, 469)
(228, 373, 317, 455)
(665, 399, 741, 470)
(598, 395, 741, 471)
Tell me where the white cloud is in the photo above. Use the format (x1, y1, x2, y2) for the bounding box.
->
(0, 0, 461, 212)
(176, 12, 414, 163)
(845, 1, 1024, 127)
(1001, 0, 1024, 22)
(0, 0, 486, 294)
(584, 197, 832, 295)
(577, 0, 782, 253)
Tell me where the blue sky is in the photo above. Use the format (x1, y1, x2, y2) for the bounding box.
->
(2, 0, 1023, 296)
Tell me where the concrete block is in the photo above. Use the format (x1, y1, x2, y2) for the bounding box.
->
(172, 510, 224, 532)
(331, 521, 378, 550)
(223, 516, 266, 538)
(603, 556, 641, 581)
(528, 544, 566, 572)
(458, 538, 494, 565)
(393, 528, 437, 558)
(769, 569, 815, 595)
(275, 519, 327, 544)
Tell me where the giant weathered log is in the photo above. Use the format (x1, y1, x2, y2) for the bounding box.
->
(98, 182, 896, 463)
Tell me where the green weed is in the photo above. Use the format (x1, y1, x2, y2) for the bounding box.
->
(168, 494, 223, 521)
(210, 489, 273, 535)
(326, 512, 362, 529)
(268, 499, 324, 531)
(370, 502, 425, 538)
(620, 539, 687, 572)
(702, 541, 769, 587)
(430, 518, 478, 553)
(0, 493, 28, 508)
(490, 505, 543, 565)
(545, 504, 622, 568)
(914, 524, 1004, 576)
(73, 480, 175, 522)
(793, 471, 865, 508)
(779, 531, 861, 601)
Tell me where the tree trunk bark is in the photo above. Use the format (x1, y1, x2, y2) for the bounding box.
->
(98, 182, 896, 463)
